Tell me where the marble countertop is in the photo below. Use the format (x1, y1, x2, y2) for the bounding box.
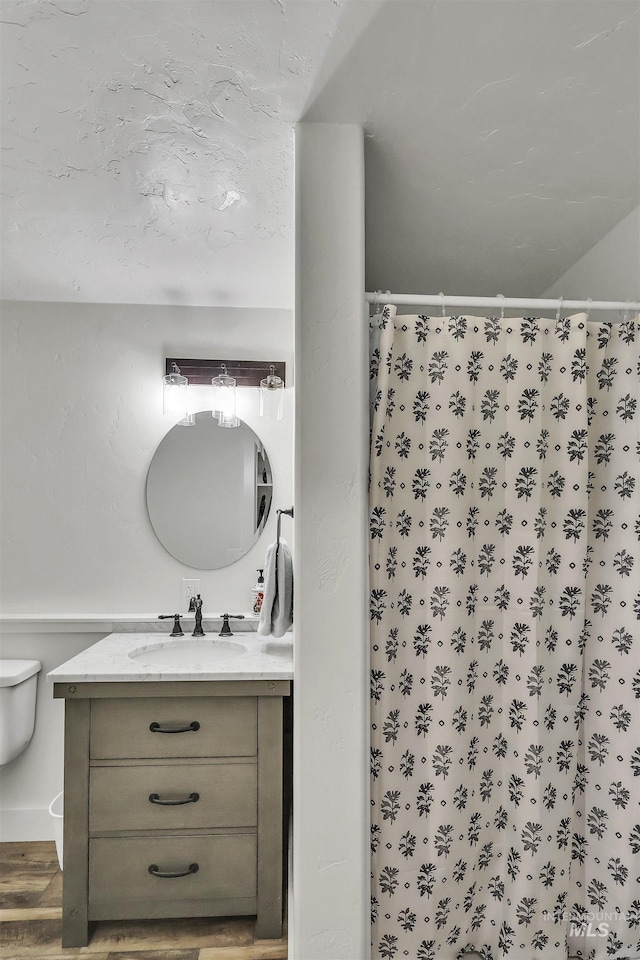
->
(47, 630, 293, 683)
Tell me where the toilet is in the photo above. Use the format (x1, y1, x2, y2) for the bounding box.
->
(0, 660, 41, 765)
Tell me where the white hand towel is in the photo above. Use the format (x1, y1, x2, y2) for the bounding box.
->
(257, 541, 276, 635)
(258, 538, 293, 638)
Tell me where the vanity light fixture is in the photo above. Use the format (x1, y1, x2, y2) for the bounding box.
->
(163, 358, 287, 425)
(211, 364, 239, 429)
(259, 365, 284, 421)
(162, 362, 194, 425)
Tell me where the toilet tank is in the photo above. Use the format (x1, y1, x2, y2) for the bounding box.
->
(0, 660, 41, 765)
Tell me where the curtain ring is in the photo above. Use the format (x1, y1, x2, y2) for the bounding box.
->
(586, 297, 593, 321)
(556, 296, 563, 322)
(497, 293, 505, 320)
(439, 292, 446, 318)
(621, 298, 631, 323)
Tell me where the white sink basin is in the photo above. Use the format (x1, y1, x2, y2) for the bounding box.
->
(128, 638, 248, 666)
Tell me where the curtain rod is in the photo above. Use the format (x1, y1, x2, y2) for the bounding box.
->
(365, 292, 640, 313)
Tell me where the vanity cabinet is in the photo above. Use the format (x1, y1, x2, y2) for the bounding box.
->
(53, 679, 290, 948)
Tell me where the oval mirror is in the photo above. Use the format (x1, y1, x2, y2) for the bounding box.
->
(146, 411, 273, 569)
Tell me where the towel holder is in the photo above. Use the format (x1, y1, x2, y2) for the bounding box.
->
(275, 507, 294, 565)
(276, 506, 294, 544)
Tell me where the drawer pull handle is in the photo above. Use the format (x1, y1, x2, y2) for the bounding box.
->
(149, 721, 200, 734)
(148, 792, 200, 806)
(148, 862, 199, 879)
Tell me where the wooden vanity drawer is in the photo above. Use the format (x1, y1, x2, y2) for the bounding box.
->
(90, 697, 257, 759)
(89, 761, 257, 832)
(89, 834, 257, 918)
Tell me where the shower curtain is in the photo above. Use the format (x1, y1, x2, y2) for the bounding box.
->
(369, 306, 639, 960)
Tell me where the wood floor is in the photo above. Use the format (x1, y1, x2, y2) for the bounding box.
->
(0, 843, 287, 960)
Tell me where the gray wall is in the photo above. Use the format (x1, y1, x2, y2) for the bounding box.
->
(543, 205, 640, 316)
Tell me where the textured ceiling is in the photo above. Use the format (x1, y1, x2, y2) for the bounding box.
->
(1, 0, 639, 308)
(307, 0, 640, 299)
(0, 0, 360, 307)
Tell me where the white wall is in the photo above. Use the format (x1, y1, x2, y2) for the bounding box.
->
(543, 205, 640, 315)
(293, 124, 369, 960)
(0, 301, 293, 613)
(0, 300, 293, 839)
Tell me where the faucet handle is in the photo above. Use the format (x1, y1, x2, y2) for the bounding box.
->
(219, 613, 245, 637)
(158, 614, 184, 637)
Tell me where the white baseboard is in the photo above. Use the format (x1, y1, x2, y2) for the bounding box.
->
(0, 807, 53, 842)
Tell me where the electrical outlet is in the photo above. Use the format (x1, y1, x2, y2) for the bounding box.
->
(182, 579, 200, 610)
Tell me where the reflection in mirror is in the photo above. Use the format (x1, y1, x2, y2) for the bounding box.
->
(146, 412, 273, 570)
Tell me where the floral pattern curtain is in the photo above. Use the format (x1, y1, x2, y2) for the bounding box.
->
(569, 320, 640, 960)
(369, 306, 639, 960)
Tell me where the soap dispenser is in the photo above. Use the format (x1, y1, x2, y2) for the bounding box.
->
(252, 569, 265, 616)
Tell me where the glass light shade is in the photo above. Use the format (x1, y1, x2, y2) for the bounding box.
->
(163, 373, 189, 421)
(211, 374, 238, 428)
(259, 373, 284, 421)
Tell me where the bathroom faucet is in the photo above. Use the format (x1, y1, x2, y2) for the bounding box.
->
(188, 594, 205, 637)
(219, 613, 245, 637)
(158, 613, 184, 636)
